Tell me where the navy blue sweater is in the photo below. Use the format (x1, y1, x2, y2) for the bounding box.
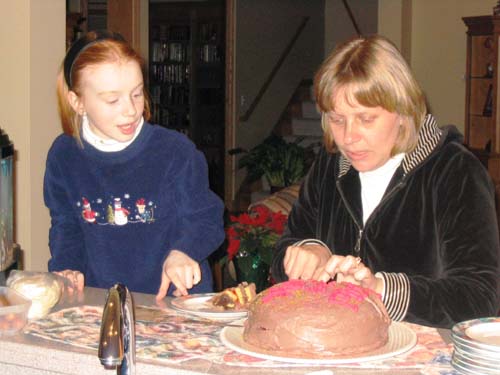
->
(44, 123, 225, 295)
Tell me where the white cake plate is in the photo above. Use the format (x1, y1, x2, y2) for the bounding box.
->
(220, 322, 417, 364)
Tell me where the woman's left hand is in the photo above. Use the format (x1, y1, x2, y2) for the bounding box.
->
(156, 250, 201, 301)
(317, 255, 379, 292)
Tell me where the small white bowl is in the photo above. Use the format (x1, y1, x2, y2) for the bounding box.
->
(0, 286, 31, 336)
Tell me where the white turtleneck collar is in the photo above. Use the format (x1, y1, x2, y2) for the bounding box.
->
(82, 116, 144, 152)
(359, 153, 405, 224)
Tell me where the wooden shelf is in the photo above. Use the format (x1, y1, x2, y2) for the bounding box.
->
(463, 16, 500, 156)
(149, 1, 225, 198)
(464, 15, 500, 231)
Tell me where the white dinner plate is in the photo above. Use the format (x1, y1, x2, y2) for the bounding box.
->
(453, 341, 500, 363)
(220, 322, 417, 364)
(169, 293, 248, 321)
(452, 317, 500, 352)
(452, 352, 500, 375)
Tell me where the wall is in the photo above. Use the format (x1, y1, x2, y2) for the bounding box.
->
(377, 0, 411, 61)
(234, 0, 325, 190)
(0, 0, 65, 271)
(324, 0, 378, 55)
(379, 0, 494, 132)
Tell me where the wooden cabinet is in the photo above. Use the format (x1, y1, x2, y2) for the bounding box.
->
(463, 16, 500, 229)
(463, 15, 500, 177)
(149, 1, 225, 198)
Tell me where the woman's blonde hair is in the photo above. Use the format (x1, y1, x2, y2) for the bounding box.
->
(56, 31, 151, 144)
(314, 35, 427, 154)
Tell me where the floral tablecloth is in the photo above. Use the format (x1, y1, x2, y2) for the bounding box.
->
(24, 305, 457, 374)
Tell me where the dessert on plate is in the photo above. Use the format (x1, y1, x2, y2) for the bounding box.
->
(243, 279, 391, 358)
(210, 282, 256, 310)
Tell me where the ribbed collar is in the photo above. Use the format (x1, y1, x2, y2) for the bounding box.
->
(338, 114, 442, 178)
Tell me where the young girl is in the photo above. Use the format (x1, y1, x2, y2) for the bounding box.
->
(45, 30, 225, 300)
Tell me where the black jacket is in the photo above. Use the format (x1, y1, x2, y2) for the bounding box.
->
(272, 115, 500, 328)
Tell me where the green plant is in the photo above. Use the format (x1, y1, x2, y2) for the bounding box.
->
(225, 205, 288, 266)
(231, 134, 311, 188)
(221, 206, 288, 291)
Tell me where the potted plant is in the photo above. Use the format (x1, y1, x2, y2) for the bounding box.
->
(223, 206, 287, 292)
(230, 134, 313, 192)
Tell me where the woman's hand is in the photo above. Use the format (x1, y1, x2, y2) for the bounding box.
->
(284, 244, 331, 280)
(156, 250, 201, 301)
(318, 255, 381, 292)
(52, 269, 84, 294)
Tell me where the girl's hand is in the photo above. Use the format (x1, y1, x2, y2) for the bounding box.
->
(52, 269, 84, 294)
(284, 244, 331, 280)
(156, 250, 201, 301)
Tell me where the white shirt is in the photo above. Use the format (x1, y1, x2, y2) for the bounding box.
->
(82, 116, 144, 152)
(359, 153, 405, 224)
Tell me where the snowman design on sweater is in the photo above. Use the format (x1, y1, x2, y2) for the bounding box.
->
(78, 195, 155, 225)
(112, 198, 129, 225)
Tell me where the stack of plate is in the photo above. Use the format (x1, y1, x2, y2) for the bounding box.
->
(451, 317, 500, 374)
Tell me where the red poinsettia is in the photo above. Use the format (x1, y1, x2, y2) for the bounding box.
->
(225, 206, 287, 266)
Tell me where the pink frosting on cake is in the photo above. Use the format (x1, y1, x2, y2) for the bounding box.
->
(261, 279, 373, 311)
(243, 280, 391, 358)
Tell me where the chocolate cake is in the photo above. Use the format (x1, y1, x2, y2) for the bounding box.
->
(210, 282, 256, 310)
(243, 280, 390, 358)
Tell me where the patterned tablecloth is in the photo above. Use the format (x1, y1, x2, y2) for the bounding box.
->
(24, 305, 458, 374)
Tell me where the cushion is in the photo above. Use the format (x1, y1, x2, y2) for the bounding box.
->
(248, 184, 300, 216)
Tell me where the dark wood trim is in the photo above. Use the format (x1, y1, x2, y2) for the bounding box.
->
(463, 15, 495, 35)
(464, 27, 472, 145)
(108, 0, 141, 52)
(225, 0, 236, 207)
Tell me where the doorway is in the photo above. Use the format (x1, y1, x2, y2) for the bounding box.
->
(149, 1, 227, 199)
(66, 0, 236, 203)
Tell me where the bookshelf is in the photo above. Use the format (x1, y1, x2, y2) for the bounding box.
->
(149, 23, 192, 134)
(149, 1, 225, 197)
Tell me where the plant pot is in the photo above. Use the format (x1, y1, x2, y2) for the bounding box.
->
(232, 253, 270, 293)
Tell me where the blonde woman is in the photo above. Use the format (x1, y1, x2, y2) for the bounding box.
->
(272, 35, 500, 328)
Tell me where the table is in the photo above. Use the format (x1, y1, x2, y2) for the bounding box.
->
(0, 287, 455, 375)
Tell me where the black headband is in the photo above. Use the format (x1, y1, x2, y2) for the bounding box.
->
(63, 30, 126, 89)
